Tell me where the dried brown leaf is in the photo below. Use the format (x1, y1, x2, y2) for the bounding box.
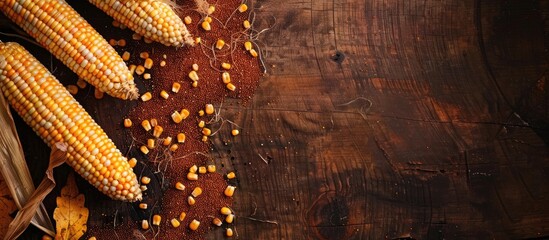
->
(53, 173, 89, 240)
(0, 175, 17, 239)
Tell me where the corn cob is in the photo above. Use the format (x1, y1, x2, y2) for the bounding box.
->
(88, 0, 194, 47)
(0, 0, 139, 100)
(0, 42, 142, 202)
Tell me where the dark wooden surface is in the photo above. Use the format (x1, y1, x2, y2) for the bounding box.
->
(2, 0, 549, 239)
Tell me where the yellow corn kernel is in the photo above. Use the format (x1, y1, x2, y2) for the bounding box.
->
(201, 135, 208, 142)
(118, 39, 127, 47)
(171, 218, 180, 228)
(136, 65, 145, 75)
(198, 166, 207, 174)
(201, 21, 211, 31)
(163, 137, 173, 146)
(184, 16, 192, 25)
(143, 73, 151, 80)
(76, 78, 87, 89)
(171, 111, 183, 123)
(238, 3, 248, 12)
(179, 212, 187, 221)
(216, 39, 225, 50)
(142, 220, 149, 230)
(226, 228, 234, 237)
(187, 172, 198, 181)
(140, 145, 149, 155)
(243, 20, 251, 29)
(207, 165, 216, 173)
(188, 70, 199, 81)
(144, 58, 153, 69)
(222, 72, 231, 84)
(169, 144, 179, 152)
(175, 182, 185, 191)
(140, 52, 149, 59)
(205, 104, 215, 115)
(177, 133, 186, 143)
(187, 196, 196, 205)
(195, 37, 202, 44)
(139, 203, 148, 209)
(189, 219, 200, 231)
(220, 207, 232, 215)
(250, 49, 259, 58)
(172, 82, 181, 93)
(109, 38, 117, 46)
(152, 215, 161, 226)
(94, 88, 104, 99)
(141, 176, 151, 185)
(192, 81, 198, 88)
(227, 172, 236, 179)
(207, 5, 216, 14)
(160, 60, 166, 67)
(141, 92, 152, 101)
(89, 237, 97, 240)
(128, 158, 137, 168)
(129, 64, 137, 75)
(147, 138, 155, 149)
(198, 110, 205, 116)
(192, 63, 199, 71)
(150, 118, 158, 127)
(142, 120, 152, 131)
(212, 218, 222, 227)
(189, 165, 198, 173)
(226, 83, 236, 91)
(224, 185, 236, 197)
(121, 51, 130, 61)
(181, 109, 190, 119)
(198, 120, 205, 128)
(225, 214, 235, 224)
(191, 187, 203, 197)
(202, 128, 212, 136)
(153, 126, 164, 138)
(231, 129, 240, 136)
(244, 41, 253, 51)
(160, 90, 169, 99)
(221, 62, 232, 70)
(132, 33, 142, 40)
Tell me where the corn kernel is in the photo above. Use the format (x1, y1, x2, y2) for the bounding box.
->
(212, 218, 222, 227)
(225, 214, 235, 224)
(189, 219, 200, 231)
(76, 78, 87, 89)
(143, 73, 151, 80)
(243, 20, 251, 29)
(202, 128, 212, 136)
(129, 64, 136, 75)
(118, 39, 126, 47)
(221, 62, 232, 70)
(177, 133, 186, 143)
(189, 165, 198, 173)
(181, 109, 190, 119)
(231, 129, 240, 136)
(244, 42, 253, 51)
(163, 54, 167, 59)
(220, 207, 232, 215)
(192, 81, 198, 88)
(163, 137, 173, 146)
(192, 63, 199, 71)
(188, 70, 199, 81)
(171, 111, 183, 123)
(179, 212, 187, 221)
(238, 3, 248, 12)
(141, 120, 152, 131)
(141, 92, 152, 101)
(119, 23, 127, 29)
(132, 33, 142, 40)
(207, 165, 216, 173)
(153, 126, 163, 138)
(109, 39, 117, 46)
(145, 38, 153, 44)
(201, 21, 211, 31)
(169, 144, 179, 152)
(140, 52, 149, 59)
(198, 166, 207, 174)
(140, 185, 148, 191)
(122, 51, 130, 61)
(152, 215, 161, 226)
(226, 83, 236, 91)
(207, 5, 215, 14)
(226, 228, 234, 237)
(147, 138, 155, 149)
(227, 172, 236, 179)
(216, 39, 225, 50)
(112, 20, 120, 27)
(195, 37, 202, 44)
(184, 16, 192, 25)
(175, 182, 185, 191)
(67, 85, 78, 95)
(202, 135, 208, 142)
(172, 82, 181, 93)
(187, 196, 196, 205)
(140, 145, 149, 154)
(187, 172, 198, 181)
(205, 104, 214, 115)
(144, 58, 153, 69)
(198, 120, 205, 128)
(89, 237, 97, 240)
(141, 176, 151, 185)
(191, 187, 203, 197)
(250, 49, 259, 58)
(136, 65, 145, 75)
(139, 203, 148, 209)
(141, 220, 149, 230)
(224, 185, 236, 197)
(128, 158, 137, 168)
(160, 60, 166, 67)
(160, 90, 169, 99)
(94, 88, 104, 99)
(222, 72, 231, 84)
(171, 218, 180, 228)
(150, 118, 158, 127)
(198, 110, 205, 116)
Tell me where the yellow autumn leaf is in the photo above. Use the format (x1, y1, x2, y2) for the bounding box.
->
(53, 173, 89, 240)
(0, 174, 18, 239)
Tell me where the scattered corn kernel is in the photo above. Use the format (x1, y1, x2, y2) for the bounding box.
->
(191, 187, 203, 197)
(150, 118, 158, 127)
(225, 214, 235, 224)
(184, 16, 192, 25)
(205, 104, 214, 115)
(132, 33, 142, 40)
(189, 219, 200, 231)
(238, 3, 248, 12)
(216, 39, 225, 50)
(220, 207, 232, 215)
(160, 60, 166, 67)
(202, 128, 212, 136)
(212, 218, 222, 227)
(144, 58, 153, 69)
(198, 166, 207, 174)
(243, 20, 251, 29)
(112, 20, 120, 27)
(171, 218, 180, 228)
(140, 52, 149, 59)
(222, 72, 231, 84)
(188, 70, 199, 81)
(187, 172, 198, 181)
(201, 21, 211, 31)
(195, 37, 202, 44)
(221, 62, 232, 70)
(192, 81, 198, 88)
(135, 65, 145, 75)
(244, 41, 253, 51)
(140, 185, 148, 191)
(94, 88, 104, 99)
(192, 63, 199, 71)
(202, 135, 208, 142)
(76, 78, 87, 89)
(163, 137, 173, 146)
(141, 120, 151, 131)
(207, 5, 215, 14)
(198, 120, 205, 128)
(118, 39, 126, 47)
(250, 49, 259, 57)
(171, 111, 183, 123)
(224, 185, 236, 197)
(163, 54, 167, 59)
(181, 109, 190, 119)
(160, 90, 169, 99)
(198, 110, 205, 116)
(179, 212, 187, 221)
(226, 83, 236, 91)
(42, 236, 53, 240)
(169, 144, 179, 152)
(189, 165, 198, 173)
(147, 138, 155, 149)
(129, 64, 136, 75)
(207, 165, 216, 173)
(119, 23, 127, 30)
(188, 196, 196, 205)
(141, 220, 149, 230)
(227, 172, 236, 179)
(143, 73, 151, 80)
(141, 176, 151, 185)
(141, 92, 152, 101)
(128, 158, 137, 168)
(152, 215, 161, 226)
(172, 82, 181, 93)
(89, 237, 97, 240)
(122, 51, 130, 61)
(109, 38, 117, 46)
(67, 85, 78, 95)
(231, 129, 240, 136)
(177, 133, 186, 143)
(226, 228, 234, 237)
(153, 126, 163, 138)
(175, 182, 185, 191)
(139, 203, 148, 209)
(140, 145, 149, 154)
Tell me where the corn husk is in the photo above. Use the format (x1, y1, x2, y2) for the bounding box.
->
(0, 93, 55, 237)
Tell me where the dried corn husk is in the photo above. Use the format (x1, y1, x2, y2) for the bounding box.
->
(0, 94, 55, 237)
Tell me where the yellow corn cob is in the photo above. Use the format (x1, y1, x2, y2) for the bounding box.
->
(88, 0, 194, 47)
(0, 42, 142, 202)
(0, 0, 139, 100)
